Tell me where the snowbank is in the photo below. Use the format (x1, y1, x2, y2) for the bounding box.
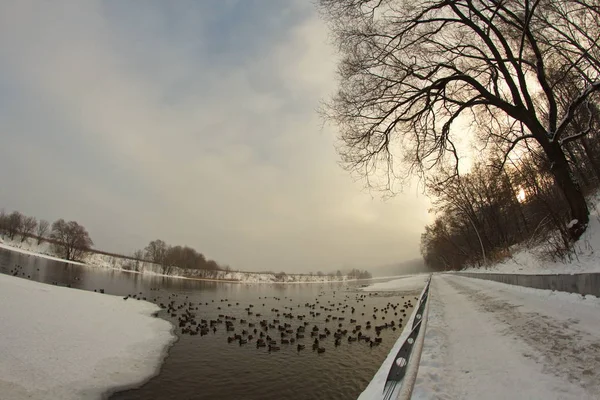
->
(361, 274, 429, 292)
(461, 204, 600, 275)
(0, 274, 175, 400)
(0, 241, 86, 266)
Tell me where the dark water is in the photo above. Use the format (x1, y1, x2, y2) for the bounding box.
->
(0, 249, 419, 400)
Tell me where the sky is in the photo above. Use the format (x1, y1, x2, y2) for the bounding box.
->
(0, 0, 432, 273)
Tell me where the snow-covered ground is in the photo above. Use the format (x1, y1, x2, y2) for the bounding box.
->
(360, 274, 429, 292)
(0, 241, 86, 266)
(0, 273, 175, 400)
(0, 236, 351, 283)
(461, 201, 600, 275)
(413, 274, 600, 400)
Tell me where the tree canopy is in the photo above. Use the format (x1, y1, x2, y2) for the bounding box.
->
(320, 0, 600, 238)
(50, 219, 94, 261)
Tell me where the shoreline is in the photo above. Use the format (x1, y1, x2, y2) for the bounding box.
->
(0, 241, 87, 266)
(102, 311, 180, 400)
(0, 240, 364, 285)
(0, 273, 176, 400)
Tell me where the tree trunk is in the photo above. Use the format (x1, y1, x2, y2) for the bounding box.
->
(545, 142, 589, 239)
(565, 143, 589, 188)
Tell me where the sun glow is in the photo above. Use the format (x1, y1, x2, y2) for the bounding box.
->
(516, 187, 527, 203)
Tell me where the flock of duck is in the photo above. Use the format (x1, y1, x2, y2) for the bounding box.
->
(6, 263, 106, 290)
(8, 264, 31, 278)
(119, 289, 418, 354)
(3, 262, 417, 356)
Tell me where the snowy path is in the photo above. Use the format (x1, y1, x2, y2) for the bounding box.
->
(413, 275, 600, 400)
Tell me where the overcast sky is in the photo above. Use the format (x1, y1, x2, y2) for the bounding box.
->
(0, 0, 431, 273)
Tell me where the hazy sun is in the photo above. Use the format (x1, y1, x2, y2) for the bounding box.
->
(516, 187, 527, 203)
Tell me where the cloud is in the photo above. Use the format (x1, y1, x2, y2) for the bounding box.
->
(0, 0, 431, 272)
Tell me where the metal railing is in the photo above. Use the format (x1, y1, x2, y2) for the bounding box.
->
(382, 276, 431, 400)
(456, 271, 600, 297)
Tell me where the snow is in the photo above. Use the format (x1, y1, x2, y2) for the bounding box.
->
(361, 274, 429, 292)
(0, 236, 353, 284)
(461, 203, 600, 275)
(412, 274, 600, 400)
(358, 279, 430, 399)
(0, 273, 175, 400)
(0, 241, 86, 266)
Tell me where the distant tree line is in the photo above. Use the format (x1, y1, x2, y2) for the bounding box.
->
(0, 210, 93, 261)
(270, 269, 348, 281)
(139, 239, 227, 276)
(0, 209, 376, 279)
(346, 269, 372, 280)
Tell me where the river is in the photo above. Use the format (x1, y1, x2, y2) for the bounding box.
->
(0, 248, 417, 400)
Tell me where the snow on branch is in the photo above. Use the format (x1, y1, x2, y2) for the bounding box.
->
(552, 81, 600, 142)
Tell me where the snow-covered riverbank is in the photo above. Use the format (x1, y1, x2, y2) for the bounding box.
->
(0, 237, 352, 284)
(461, 202, 600, 275)
(0, 273, 175, 400)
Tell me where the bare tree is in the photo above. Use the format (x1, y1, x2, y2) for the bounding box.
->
(20, 216, 37, 242)
(347, 268, 373, 279)
(133, 249, 145, 260)
(145, 239, 174, 274)
(132, 249, 145, 272)
(275, 271, 287, 282)
(143, 239, 225, 276)
(50, 219, 94, 261)
(5, 211, 23, 240)
(320, 0, 600, 239)
(420, 148, 586, 270)
(144, 239, 168, 265)
(0, 209, 6, 235)
(36, 220, 50, 244)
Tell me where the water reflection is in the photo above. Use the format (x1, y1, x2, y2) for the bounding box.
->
(0, 248, 419, 400)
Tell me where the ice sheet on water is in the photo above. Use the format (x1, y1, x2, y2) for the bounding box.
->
(0, 273, 175, 400)
(361, 274, 428, 292)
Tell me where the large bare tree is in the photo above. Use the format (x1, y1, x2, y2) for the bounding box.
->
(144, 239, 168, 265)
(5, 211, 23, 240)
(20, 216, 37, 242)
(36, 219, 50, 244)
(319, 0, 600, 238)
(50, 219, 94, 261)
